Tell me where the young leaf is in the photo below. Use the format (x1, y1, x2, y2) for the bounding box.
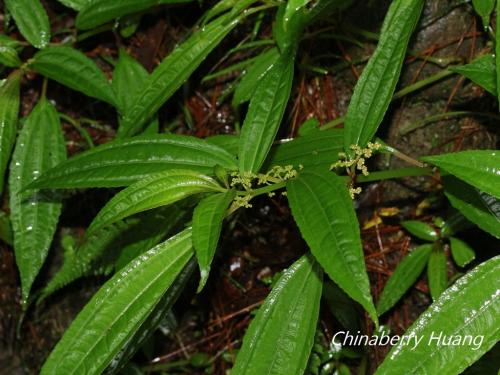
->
(232, 47, 280, 107)
(0, 43, 22, 68)
(193, 190, 235, 292)
(422, 150, 500, 199)
(119, 8, 252, 137)
(343, 0, 424, 154)
(238, 49, 295, 173)
(40, 229, 195, 375)
(0, 70, 21, 196)
(4, 0, 50, 49)
(451, 54, 496, 95)
(232, 255, 323, 375)
(87, 170, 224, 233)
(375, 255, 500, 375)
(401, 220, 439, 242)
(472, 0, 495, 29)
(377, 244, 433, 316)
(9, 99, 66, 304)
(30, 134, 238, 189)
(450, 237, 476, 268)
(265, 128, 344, 170)
(32, 46, 118, 107)
(76, 0, 193, 30)
(427, 248, 447, 301)
(283, 0, 312, 31)
(287, 170, 377, 324)
(443, 175, 500, 239)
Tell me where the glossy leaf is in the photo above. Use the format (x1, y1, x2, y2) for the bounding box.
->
(377, 244, 432, 316)
(450, 237, 476, 268)
(56, 0, 90, 10)
(423, 150, 500, 199)
(87, 170, 223, 233)
(265, 128, 344, 170)
(401, 220, 439, 242)
(9, 99, 66, 304)
(287, 170, 377, 323)
(472, 0, 495, 29)
(76, 0, 193, 30)
(0, 211, 13, 245)
(343, 0, 424, 154)
(32, 46, 118, 107)
(375, 255, 500, 375)
(0, 70, 21, 196)
(206, 134, 240, 156)
(232, 47, 279, 107)
(119, 9, 252, 137)
(40, 229, 194, 375)
(232, 255, 323, 375)
(5, 0, 50, 49)
(427, 248, 447, 301)
(451, 54, 496, 95)
(30, 134, 238, 189)
(0, 43, 22, 67)
(443, 175, 500, 239)
(238, 50, 295, 173)
(283, 0, 312, 31)
(193, 190, 235, 292)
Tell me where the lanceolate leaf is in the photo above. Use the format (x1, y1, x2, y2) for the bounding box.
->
(451, 54, 496, 95)
(343, 0, 424, 154)
(232, 47, 279, 107)
(375, 255, 500, 375)
(265, 129, 344, 170)
(401, 220, 439, 242)
(0, 44, 22, 67)
(423, 150, 500, 199)
(30, 134, 238, 189)
(377, 244, 432, 316)
(0, 70, 21, 196)
(206, 134, 240, 156)
(40, 229, 195, 375)
(9, 99, 66, 304)
(450, 237, 476, 268)
(119, 8, 252, 137)
(443, 175, 500, 239)
(87, 170, 224, 233)
(76, 0, 193, 30)
(56, 0, 90, 11)
(232, 255, 323, 375)
(287, 170, 377, 323)
(238, 50, 295, 173)
(472, 0, 495, 29)
(32, 46, 118, 107)
(5, 0, 50, 49)
(427, 248, 447, 301)
(193, 190, 235, 291)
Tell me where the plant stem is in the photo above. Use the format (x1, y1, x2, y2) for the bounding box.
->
(355, 167, 433, 183)
(59, 113, 95, 149)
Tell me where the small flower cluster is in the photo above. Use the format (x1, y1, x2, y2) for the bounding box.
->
(258, 164, 301, 185)
(331, 142, 381, 199)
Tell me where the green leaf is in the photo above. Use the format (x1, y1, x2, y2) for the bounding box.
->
(0, 42, 22, 67)
(32, 46, 118, 107)
(107, 258, 196, 374)
(443, 175, 500, 239)
(343, 0, 424, 154)
(238, 50, 295, 173)
(265, 128, 344, 171)
(0, 70, 21, 197)
(87, 170, 223, 233)
(497, 0, 500, 110)
(40, 229, 194, 375)
(323, 281, 361, 332)
(232, 47, 279, 107)
(287, 170, 377, 324)
(377, 244, 432, 316)
(427, 248, 447, 301)
(450, 237, 476, 268)
(30, 134, 238, 189)
(193, 190, 235, 292)
(9, 99, 66, 304)
(283, 0, 312, 31)
(56, 0, 90, 10)
(76, 0, 193, 30)
(401, 220, 439, 242)
(375, 255, 500, 375)
(119, 9, 251, 137)
(232, 255, 323, 375)
(451, 54, 496, 95)
(422, 150, 500, 199)
(5, 0, 50, 49)
(206, 134, 240, 156)
(472, 0, 495, 29)
(0, 211, 13, 245)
